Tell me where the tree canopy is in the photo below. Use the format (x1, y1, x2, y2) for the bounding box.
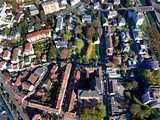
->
(80, 103, 106, 120)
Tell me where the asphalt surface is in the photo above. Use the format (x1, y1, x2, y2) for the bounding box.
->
(0, 94, 14, 120)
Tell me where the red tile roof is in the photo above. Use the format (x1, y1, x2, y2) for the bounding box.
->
(24, 42, 33, 52)
(50, 65, 58, 74)
(32, 114, 41, 120)
(2, 72, 10, 81)
(3, 49, 10, 58)
(25, 29, 51, 42)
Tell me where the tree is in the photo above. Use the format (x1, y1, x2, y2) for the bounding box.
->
(34, 16, 41, 31)
(130, 96, 158, 120)
(75, 25, 82, 35)
(4, 28, 11, 35)
(121, 63, 128, 74)
(60, 48, 69, 60)
(124, 80, 138, 90)
(48, 46, 57, 62)
(142, 70, 160, 85)
(86, 26, 95, 40)
(63, 31, 73, 41)
(80, 103, 106, 120)
(75, 39, 84, 52)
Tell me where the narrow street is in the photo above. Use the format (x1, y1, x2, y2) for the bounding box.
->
(99, 10, 112, 119)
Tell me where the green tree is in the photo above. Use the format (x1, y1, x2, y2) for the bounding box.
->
(4, 28, 11, 35)
(75, 39, 84, 52)
(86, 26, 95, 40)
(80, 103, 106, 120)
(48, 46, 57, 62)
(142, 70, 160, 85)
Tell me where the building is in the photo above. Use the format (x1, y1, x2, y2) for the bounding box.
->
(128, 10, 144, 26)
(61, 0, 68, 6)
(108, 11, 118, 19)
(118, 18, 126, 27)
(2, 49, 11, 60)
(23, 42, 34, 56)
(55, 64, 72, 114)
(25, 29, 52, 43)
(0, 2, 14, 30)
(42, 1, 60, 15)
(55, 16, 63, 32)
(142, 86, 160, 109)
(11, 47, 21, 63)
(113, 0, 120, 5)
(16, 0, 32, 3)
(0, 61, 7, 70)
(107, 25, 113, 56)
(22, 82, 34, 92)
(70, 0, 80, 6)
(29, 4, 39, 16)
(107, 68, 122, 79)
(81, 15, 92, 23)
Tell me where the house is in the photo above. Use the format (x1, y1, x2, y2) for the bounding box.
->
(132, 29, 143, 41)
(32, 114, 41, 120)
(55, 40, 68, 48)
(42, 1, 60, 15)
(15, 71, 28, 86)
(24, 56, 32, 66)
(2, 71, 10, 82)
(25, 29, 52, 43)
(23, 42, 34, 56)
(0, 2, 14, 30)
(118, 18, 126, 27)
(102, 18, 108, 27)
(0, 61, 7, 70)
(108, 11, 118, 19)
(109, 79, 124, 96)
(55, 16, 63, 32)
(107, 26, 113, 56)
(81, 15, 92, 23)
(22, 82, 34, 92)
(93, 2, 100, 9)
(29, 4, 39, 16)
(14, 12, 24, 23)
(0, 45, 3, 54)
(61, 0, 68, 6)
(28, 66, 48, 85)
(2, 49, 11, 60)
(70, 0, 80, 6)
(106, 68, 122, 79)
(7, 63, 20, 72)
(113, 0, 120, 5)
(142, 86, 160, 109)
(136, 12, 144, 26)
(11, 47, 21, 64)
(128, 10, 144, 26)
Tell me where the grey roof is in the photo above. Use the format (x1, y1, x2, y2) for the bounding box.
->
(78, 90, 100, 98)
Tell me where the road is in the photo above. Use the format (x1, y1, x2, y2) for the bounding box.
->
(99, 10, 112, 119)
(0, 94, 14, 120)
